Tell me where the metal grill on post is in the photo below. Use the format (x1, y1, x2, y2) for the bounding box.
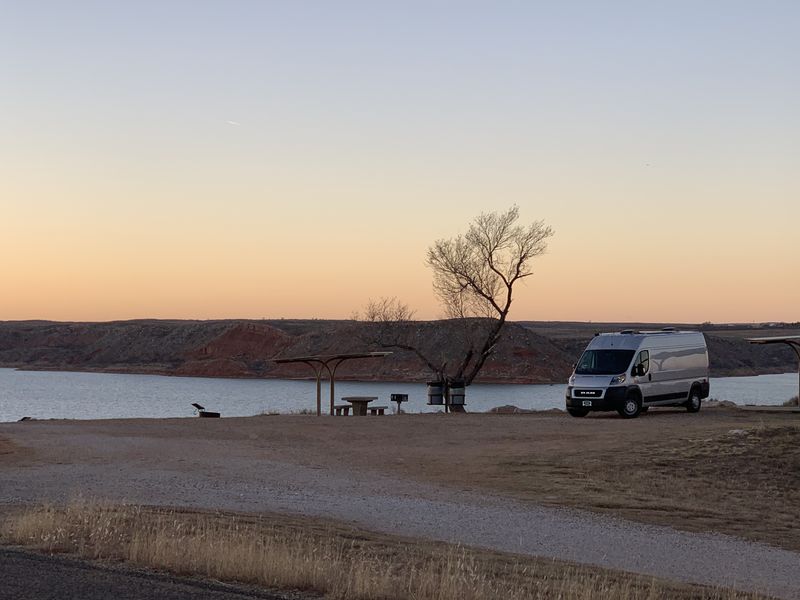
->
(390, 393, 408, 414)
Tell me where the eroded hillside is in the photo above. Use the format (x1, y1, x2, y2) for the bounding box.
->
(0, 319, 795, 383)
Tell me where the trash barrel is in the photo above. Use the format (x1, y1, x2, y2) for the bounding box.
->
(447, 381, 466, 405)
(426, 382, 445, 405)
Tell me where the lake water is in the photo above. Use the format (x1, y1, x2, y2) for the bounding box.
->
(0, 368, 797, 423)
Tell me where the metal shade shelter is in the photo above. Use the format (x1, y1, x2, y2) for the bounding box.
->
(274, 352, 391, 416)
(747, 336, 800, 402)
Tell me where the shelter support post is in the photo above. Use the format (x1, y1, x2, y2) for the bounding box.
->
(301, 361, 324, 416)
(329, 359, 346, 416)
(792, 343, 800, 402)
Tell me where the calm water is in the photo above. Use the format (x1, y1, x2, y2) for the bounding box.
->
(0, 368, 796, 423)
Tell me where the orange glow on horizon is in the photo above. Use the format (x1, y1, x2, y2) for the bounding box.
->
(2, 4, 797, 324)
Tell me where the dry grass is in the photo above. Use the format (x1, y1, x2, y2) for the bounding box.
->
(783, 396, 799, 407)
(1, 501, 768, 600)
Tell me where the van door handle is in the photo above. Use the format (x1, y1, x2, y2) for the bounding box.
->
(648, 373, 652, 381)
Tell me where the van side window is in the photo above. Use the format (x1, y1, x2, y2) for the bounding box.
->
(633, 350, 650, 375)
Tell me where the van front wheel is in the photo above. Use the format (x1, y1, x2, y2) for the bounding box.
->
(618, 393, 642, 419)
(686, 388, 702, 413)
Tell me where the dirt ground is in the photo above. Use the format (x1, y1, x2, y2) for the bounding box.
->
(2, 407, 798, 552)
(0, 437, 14, 456)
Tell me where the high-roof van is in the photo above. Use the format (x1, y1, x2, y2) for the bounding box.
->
(565, 329, 709, 418)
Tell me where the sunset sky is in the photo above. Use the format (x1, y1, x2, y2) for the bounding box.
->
(1, 2, 798, 323)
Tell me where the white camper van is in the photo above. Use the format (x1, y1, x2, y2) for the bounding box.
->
(566, 329, 709, 418)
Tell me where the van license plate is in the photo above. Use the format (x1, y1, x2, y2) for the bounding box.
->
(582, 400, 592, 407)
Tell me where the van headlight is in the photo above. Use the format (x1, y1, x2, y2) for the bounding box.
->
(610, 374, 626, 385)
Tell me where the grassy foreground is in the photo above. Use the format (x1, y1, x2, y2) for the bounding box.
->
(1, 501, 767, 600)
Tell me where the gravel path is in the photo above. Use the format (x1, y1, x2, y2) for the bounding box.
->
(2, 424, 800, 599)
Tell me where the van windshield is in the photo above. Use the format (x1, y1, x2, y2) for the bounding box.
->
(575, 349, 635, 375)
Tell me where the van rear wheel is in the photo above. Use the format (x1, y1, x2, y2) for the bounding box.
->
(618, 392, 642, 419)
(686, 388, 702, 413)
(567, 408, 589, 418)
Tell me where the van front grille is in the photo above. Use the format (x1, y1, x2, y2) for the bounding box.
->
(574, 389, 603, 398)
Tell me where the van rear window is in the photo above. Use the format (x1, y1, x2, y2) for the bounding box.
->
(575, 350, 635, 375)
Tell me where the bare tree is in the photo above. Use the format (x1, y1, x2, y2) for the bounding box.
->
(362, 206, 553, 385)
(363, 297, 416, 323)
(428, 205, 553, 383)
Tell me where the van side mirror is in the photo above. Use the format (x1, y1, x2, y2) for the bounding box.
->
(634, 364, 645, 377)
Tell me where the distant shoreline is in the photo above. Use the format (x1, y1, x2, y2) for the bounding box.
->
(1, 364, 794, 385)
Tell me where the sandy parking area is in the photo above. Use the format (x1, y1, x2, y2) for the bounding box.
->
(1, 409, 799, 598)
(0, 437, 15, 457)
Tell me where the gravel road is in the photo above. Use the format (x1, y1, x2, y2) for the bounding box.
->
(2, 421, 800, 599)
(0, 548, 305, 600)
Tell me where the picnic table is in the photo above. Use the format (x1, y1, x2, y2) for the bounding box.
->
(343, 396, 378, 416)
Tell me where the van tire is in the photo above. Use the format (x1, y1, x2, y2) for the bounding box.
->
(686, 387, 702, 413)
(567, 408, 589, 418)
(618, 392, 642, 419)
